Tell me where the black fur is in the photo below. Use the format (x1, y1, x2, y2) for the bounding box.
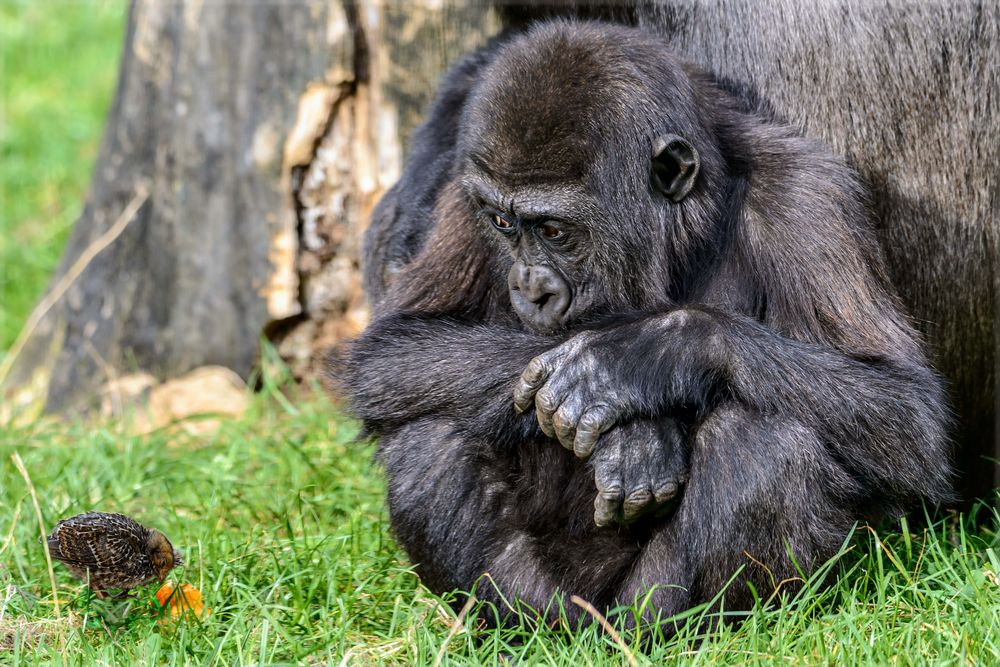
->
(339, 21, 952, 631)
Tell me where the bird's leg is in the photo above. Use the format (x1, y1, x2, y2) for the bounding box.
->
(91, 586, 108, 600)
(112, 589, 135, 600)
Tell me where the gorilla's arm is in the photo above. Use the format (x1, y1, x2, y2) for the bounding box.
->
(341, 313, 552, 445)
(516, 308, 952, 507)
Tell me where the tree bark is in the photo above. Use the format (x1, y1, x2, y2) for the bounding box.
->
(0, 0, 497, 418)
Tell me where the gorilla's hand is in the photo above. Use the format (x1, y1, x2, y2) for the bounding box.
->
(513, 330, 621, 455)
(590, 418, 688, 527)
(512, 310, 724, 454)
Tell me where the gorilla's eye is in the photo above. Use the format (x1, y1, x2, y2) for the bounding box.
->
(491, 214, 514, 232)
(541, 224, 564, 239)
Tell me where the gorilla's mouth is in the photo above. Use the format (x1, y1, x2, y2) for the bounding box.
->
(532, 291, 552, 310)
(507, 261, 573, 333)
(509, 284, 571, 333)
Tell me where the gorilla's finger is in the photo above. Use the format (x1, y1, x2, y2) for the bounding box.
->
(637, 428, 668, 492)
(653, 481, 680, 505)
(533, 358, 582, 405)
(593, 446, 623, 492)
(619, 434, 654, 522)
(552, 395, 584, 450)
(514, 352, 559, 413)
(622, 488, 653, 523)
(646, 424, 683, 510)
(535, 386, 560, 438)
(594, 488, 624, 528)
(573, 404, 616, 458)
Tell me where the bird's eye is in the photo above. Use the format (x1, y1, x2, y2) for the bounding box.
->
(491, 214, 514, 232)
(541, 224, 564, 239)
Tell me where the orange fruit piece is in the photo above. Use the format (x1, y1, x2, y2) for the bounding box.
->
(154, 581, 210, 621)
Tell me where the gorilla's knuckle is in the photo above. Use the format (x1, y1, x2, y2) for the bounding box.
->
(577, 417, 599, 437)
(600, 487, 625, 500)
(525, 356, 548, 380)
(626, 488, 652, 504)
(654, 481, 679, 500)
(578, 407, 608, 431)
(554, 405, 575, 428)
(535, 387, 559, 411)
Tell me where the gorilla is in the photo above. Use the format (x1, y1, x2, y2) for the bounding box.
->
(340, 21, 952, 630)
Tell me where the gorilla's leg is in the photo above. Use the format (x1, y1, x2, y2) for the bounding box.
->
(380, 418, 638, 625)
(617, 406, 857, 631)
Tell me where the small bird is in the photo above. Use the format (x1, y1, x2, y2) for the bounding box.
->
(44, 512, 183, 598)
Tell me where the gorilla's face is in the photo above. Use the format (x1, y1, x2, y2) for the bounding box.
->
(487, 209, 587, 333)
(456, 34, 701, 333)
(458, 170, 600, 332)
(458, 133, 700, 333)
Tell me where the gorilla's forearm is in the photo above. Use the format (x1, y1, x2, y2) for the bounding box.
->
(342, 313, 551, 444)
(522, 308, 951, 505)
(690, 311, 947, 499)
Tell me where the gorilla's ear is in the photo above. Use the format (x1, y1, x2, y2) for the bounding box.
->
(651, 134, 700, 202)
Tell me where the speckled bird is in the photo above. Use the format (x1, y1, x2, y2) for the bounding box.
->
(44, 512, 183, 598)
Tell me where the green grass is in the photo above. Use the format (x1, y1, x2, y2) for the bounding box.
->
(0, 379, 998, 665)
(0, 0, 127, 351)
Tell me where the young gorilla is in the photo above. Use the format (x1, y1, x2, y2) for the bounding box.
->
(342, 21, 951, 629)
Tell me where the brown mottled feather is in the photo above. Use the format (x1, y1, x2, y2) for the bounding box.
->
(45, 512, 182, 595)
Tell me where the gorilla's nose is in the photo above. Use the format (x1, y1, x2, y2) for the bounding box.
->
(508, 262, 571, 331)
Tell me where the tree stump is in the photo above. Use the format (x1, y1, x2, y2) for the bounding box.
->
(0, 0, 498, 419)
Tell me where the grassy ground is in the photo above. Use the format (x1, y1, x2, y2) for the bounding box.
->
(1, 2, 999, 665)
(0, 384, 998, 665)
(0, 0, 127, 351)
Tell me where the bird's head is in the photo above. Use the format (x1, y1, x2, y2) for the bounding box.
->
(147, 529, 182, 581)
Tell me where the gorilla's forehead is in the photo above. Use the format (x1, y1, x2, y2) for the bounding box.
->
(460, 169, 602, 220)
(464, 95, 609, 183)
(462, 27, 645, 183)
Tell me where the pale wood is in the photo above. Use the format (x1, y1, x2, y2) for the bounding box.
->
(0, 0, 497, 417)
